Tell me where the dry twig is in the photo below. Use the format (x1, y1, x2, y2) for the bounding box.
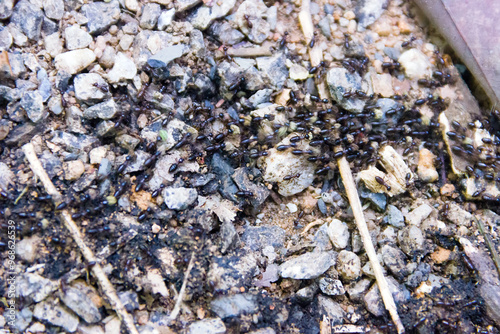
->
(299, 2, 405, 332)
(473, 215, 500, 278)
(22, 143, 140, 334)
(168, 252, 196, 322)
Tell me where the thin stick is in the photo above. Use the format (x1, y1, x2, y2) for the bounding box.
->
(22, 143, 140, 334)
(337, 158, 404, 333)
(168, 252, 195, 322)
(298, 2, 404, 332)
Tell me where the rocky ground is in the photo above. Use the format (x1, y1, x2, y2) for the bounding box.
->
(1, 0, 500, 333)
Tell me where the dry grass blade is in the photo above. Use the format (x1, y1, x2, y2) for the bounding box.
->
(22, 143, 140, 334)
(168, 252, 196, 322)
(473, 216, 500, 278)
(299, 1, 404, 332)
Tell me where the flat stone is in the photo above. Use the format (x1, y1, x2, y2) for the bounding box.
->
(327, 67, 366, 113)
(187, 318, 226, 334)
(60, 285, 101, 323)
(210, 21, 245, 46)
(162, 187, 198, 210)
(398, 225, 425, 256)
(189, 0, 237, 30)
(327, 219, 350, 249)
(235, 0, 270, 44)
(280, 251, 336, 279)
(43, 0, 64, 20)
(147, 44, 186, 68)
(355, 0, 388, 29)
(210, 294, 258, 319)
(64, 25, 92, 50)
(241, 225, 286, 252)
(83, 99, 117, 120)
(20, 90, 46, 123)
(256, 53, 288, 89)
(384, 205, 405, 228)
(157, 9, 176, 30)
(33, 298, 79, 332)
(404, 203, 433, 226)
(81, 0, 121, 34)
(317, 295, 345, 325)
(207, 253, 258, 292)
(107, 52, 137, 84)
(11, 0, 44, 40)
(382, 245, 409, 279)
(54, 49, 96, 75)
(175, 0, 201, 12)
(74, 73, 110, 105)
(364, 277, 410, 316)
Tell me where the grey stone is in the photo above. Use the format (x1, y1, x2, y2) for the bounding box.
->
(235, 0, 270, 44)
(382, 245, 409, 280)
(0, 0, 14, 19)
(346, 278, 371, 302)
(4, 123, 39, 146)
(406, 262, 430, 287)
(0, 85, 16, 102)
(324, 4, 334, 14)
(398, 225, 425, 256)
(256, 53, 288, 89)
(157, 9, 176, 30)
(210, 21, 245, 46)
(190, 29, 206, 58)
(210, 152, 239, 202)
(60, 286, 101, 323)
(50, 131, 99, 153)
(187, 318, 226, 334)
(54, 49, 96, 75)
(295, 284, 319, 303)
(8, 23, 28, 47)
(405, 203, 433, 226)
(384, 205, 405, 228)
(241, 225, 286, 252)
(74, 73, 110, 105)
(175, 0, 201, 12)
(115, 134, 141, 151)
(11, 0, 44, 40)
(6, 52, 26, 78)
(107, 52, 137, 83)
(83, 99, 117, 120)
(17, 273, 58, 303)
(364, 277, 410, 316)
(319, 277, 345, 296)
(327, 219, 350, 249)
(248, 89, 272, 107)
(326, 67, 366, 113)
(210, 294, 258, 319)
(384, 47, 400, 60)
(232, 167, 270, 209)
(317, 295, 345, 325)
(37, 69, 51, 102)
(337, 250, 361, 280)
(65, 106, 85, 134)
(119, 291, 140, 312)
(147, 44, 186, 68)
(207, 253, 258, 292)
(398, 49, 433, 79)
(162, 187, 198, 210)
(10, 307, 32, 332)
(64, 25, 92, 50)
(0, 26, 13, 50)
(359, 185, 387, 212)
(42, 17, 59, 35)
(345, 40, 365, 58)
(97, 158, 112, 179)
(43, 0, 64, 20)
(318, 16, 332, 38)
(280, 251, 336, 279)
(21, 90, 46, 123)
(140, 3, 161, 30)
(81, 0, 120, 34)
(355, 0, 388, 29)
(33, 298, 79, 332)
(189, 0, 237, 30)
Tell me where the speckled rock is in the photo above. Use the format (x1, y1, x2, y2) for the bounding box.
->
(64, 25, 92, 50)
(235, 0, 270, 44)
(63, 160, 85, 180)
(319, 277, 345, 296)
(280, 251, 336, 279)
(162, 187, 198, 210)
(337, 250, 361, 280)
(189, 0, 237, 30)
(210, 294, 258, 319)
(33, 298, 79, 332)
(74, 73, 110, 105)
(82, 99, 117, 120)
(60, 285, 101, 323)
(384, 205, 405, 228)
(382, 245, 409, 279)
(187, 318, 226, 334)
(10, 0, 44, 40)
(317, 295, 345, 325)
(20, 90, 46, 123)
(140, 3, 161, 29)
(81, 0, 121, 34)
(327, 67, 366, 113)
(364, 277, 410, 316)
(398, 225, 425, 256)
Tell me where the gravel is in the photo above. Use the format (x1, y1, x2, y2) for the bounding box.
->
(279, 251, 337, 279)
